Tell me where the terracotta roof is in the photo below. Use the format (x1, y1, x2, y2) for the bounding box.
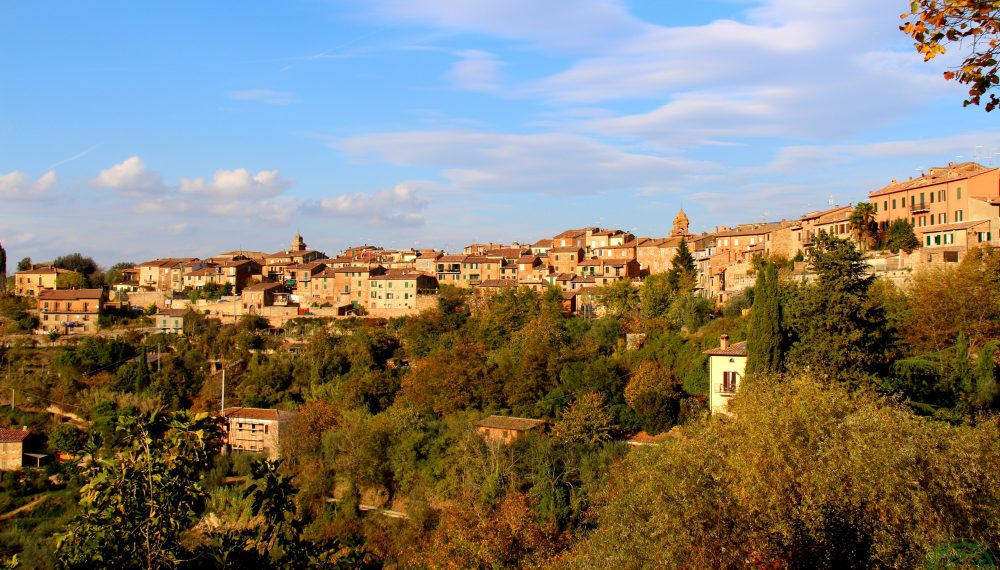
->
(869, 162, 996, 197)
(715, 223, 782, 238)
(158, 308, 191, 317)
(223, 407, 297, 421)
(550, 246, 583, 254)
(15, 267, 71, 275)
(478, 279, 519, 288)
(919, 219, 991, 234)
(800, 204, 852, 221)
(703, 340, 748, 357)
(38, 289, 104, 300)
(532, 239, 553, 248)
(477, 415, 547, 431)
(438, 255, 467, 263)
(243, 282, 283, 292)
(0, 429, 30, 443)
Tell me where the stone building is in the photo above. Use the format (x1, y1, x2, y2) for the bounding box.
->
(222, 407, 297, 460)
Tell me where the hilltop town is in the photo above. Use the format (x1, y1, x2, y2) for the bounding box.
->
(8, 160, 999, 333)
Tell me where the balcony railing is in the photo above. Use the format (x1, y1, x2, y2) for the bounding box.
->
(910, 203, 930, 214)
(718, 383, 738, 394)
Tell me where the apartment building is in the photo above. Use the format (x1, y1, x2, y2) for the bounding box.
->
(13, 266, 75, 297)
(37, 289, 106, 334)
(222, 407, 297, 460)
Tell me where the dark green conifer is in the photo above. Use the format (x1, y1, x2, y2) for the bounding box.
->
(747, 262, 782, 377)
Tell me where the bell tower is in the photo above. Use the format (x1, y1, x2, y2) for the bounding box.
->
(291, 232, 307, 252)
(671, 208, 690, 237)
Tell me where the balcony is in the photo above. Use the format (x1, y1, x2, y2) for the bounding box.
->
(910, 203, 930, 214)
(718, 383, 738, 395)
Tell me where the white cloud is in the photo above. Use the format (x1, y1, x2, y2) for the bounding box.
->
(317, 184, 428, 225)
(91, 156, 166, 194)
(179, 168, 293, 200)
(448, 50, 505, 91)
(0, 170, 57, 200)
(226, 89, 298, 105)
(336, 130, 714, 195)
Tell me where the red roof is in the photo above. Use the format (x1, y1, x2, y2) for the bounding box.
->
(0, 429, 30, 443)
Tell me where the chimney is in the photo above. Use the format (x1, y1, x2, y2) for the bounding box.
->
(720, 334, 729, 350)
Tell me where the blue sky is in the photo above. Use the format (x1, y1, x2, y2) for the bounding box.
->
(2, 0, 999, 266)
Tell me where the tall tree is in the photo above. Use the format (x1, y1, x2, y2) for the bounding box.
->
(56, 271, 87, 289)
(902, 0, 1000, 111)
(746, 262, 782, 377)
(669, 239, 696, 283)
(0, 241, 6, 293)
(784, 233, 891, 384)
(16, 257, 31, 272)
(848, 202, 877, 251)
(974, 341, 999, 410)
(105, 261, 136, 286)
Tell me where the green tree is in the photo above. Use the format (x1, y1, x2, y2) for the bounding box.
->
(48, 423, 86, 455)
(902, 0, 1000, 111)
(595, 279, 639, 318)
(948, 332, 974, 396)
(56, 271, 87, 289)
(105, 261, 136, 286)
(883, 218, 921, 253)
(16, 257, 31, 272)
(640, 273, 674, 319)
(556, 375, 1000, 568)
(553, 392, 613, 446)
(0, 241, 6, 294)
(668, 238, 696, 290)
(784, 233, 891, 384)
(56, 411, 223, 569)
(746, 262, 782, 377)
(974, 341, 999, 409)
(51, 252, 98, 279)
(848, 202, 877, 250)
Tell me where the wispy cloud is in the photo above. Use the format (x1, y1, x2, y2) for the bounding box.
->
(314, 184, 428, 225)
(226, 89, 298, 105)
(47, 145, 98, 170)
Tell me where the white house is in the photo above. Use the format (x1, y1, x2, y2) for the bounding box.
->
(703, 335, 747, 415)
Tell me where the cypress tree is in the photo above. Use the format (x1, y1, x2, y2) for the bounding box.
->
(948, 332, 973, 396)
(747, 262, 782, 376)
(0, 241, 6, 294)
(974, 341, 999, 410)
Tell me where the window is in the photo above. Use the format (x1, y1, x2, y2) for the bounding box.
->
(883, 200, 888, 211)
(926, 235, 932, 246)
(956, 210, 964, 222)
(935, 235, 941, 245)
(941, 190, 946, 201)
(722, 371, 738, 392)
(930, 192, 935, 203)
(911, 196, 916, 207)
(892, 199, 897, 209)
(957, 187, 962, 199)
(940, 213, 947, 224)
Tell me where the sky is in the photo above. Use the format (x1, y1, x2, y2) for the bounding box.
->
(2, 0, 999, 267)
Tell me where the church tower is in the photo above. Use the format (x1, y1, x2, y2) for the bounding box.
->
(291, 232, 307, 252)
(671, 208, 690, 237)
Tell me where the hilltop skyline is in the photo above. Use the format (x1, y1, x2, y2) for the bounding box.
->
(3, 0, 1000, 266)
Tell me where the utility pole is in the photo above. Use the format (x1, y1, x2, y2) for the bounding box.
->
(208, 359, 243, 416)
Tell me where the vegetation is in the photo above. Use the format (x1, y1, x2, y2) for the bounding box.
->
(881, 218, 922, 253)
(902, 0, 1000, 111)
(1, 236, 999, 566)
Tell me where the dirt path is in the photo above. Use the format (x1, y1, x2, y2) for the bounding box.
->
(0, 495, 47, 522)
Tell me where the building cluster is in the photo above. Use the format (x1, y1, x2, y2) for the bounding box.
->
(10, 161, 1000, 334)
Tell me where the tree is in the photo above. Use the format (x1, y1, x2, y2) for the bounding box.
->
(556, 375, 1000, 568)
(48, 423, 86, 456)
(595, 279, 639, 318)
(16, 257, 31, 272)
(668, 238, 696, 290)
(553, 392, 613, 446)
(56, 271, 87, 289)
(746, 262, 782, 377)
(105, 261, 136, 286)
(902, 0, 1000, 111)
(640, 273, 674, 319)
(848, 202, 877, 250)
(883, 218, 921, 253)
(784, 233, 891, 383)
(974, 341, 999, 409)
(56, 411, 223, 569)
(51, 252, 98, 278)
(0, 241, 6, 294)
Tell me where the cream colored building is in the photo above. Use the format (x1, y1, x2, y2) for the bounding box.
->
(13, 267, 74, 297)
(222, 407, 297, 460)
(703, 335, 747, 416)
